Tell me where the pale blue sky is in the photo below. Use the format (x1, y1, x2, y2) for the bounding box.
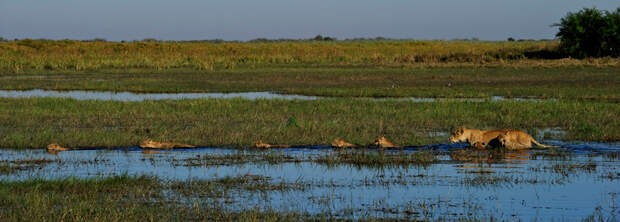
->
(1, 0, 618, 41)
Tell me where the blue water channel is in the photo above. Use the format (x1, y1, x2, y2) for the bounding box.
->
(1, 141, 618, 220)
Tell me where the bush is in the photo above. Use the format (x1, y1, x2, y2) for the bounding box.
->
(555, 7, 620, 58)
(312, 35, 336, 41)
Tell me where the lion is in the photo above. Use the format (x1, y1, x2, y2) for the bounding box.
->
(253, 140, 291, 148)
(46, 143, 70, 151)
(497, 131, 554, 150)
(331, 138, 356, 148)
(140, 139, 195, 149)
(374, 136, 399, 149)
(449, 127, 509, 149)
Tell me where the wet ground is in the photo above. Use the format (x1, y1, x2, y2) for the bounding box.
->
(1, 141, 619, 220)
(0, 89, 552, 102)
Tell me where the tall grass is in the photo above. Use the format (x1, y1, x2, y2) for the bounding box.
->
(0, 97, 617, 149)
(2, 39, 617, 73)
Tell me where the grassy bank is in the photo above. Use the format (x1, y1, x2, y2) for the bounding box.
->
(4, 39, 617, 73)
(0, 97, 617, 149)
(1, 67, 619, 101)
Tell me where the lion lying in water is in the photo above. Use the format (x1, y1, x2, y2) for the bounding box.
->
(374, 136, 400, 149)
(450, 127, 553, 149)
(253, 140, 291, 148)
(331, 138, 356, 148)
(47, 143, 70, 151)
(140, 139, 195, 149)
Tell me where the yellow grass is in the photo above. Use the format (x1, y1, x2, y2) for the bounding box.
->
(1, 39, 618, 73)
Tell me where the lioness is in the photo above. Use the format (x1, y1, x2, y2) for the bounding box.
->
(331, 138, 356, 148)
(140, 139, 195, 149)
(497, 131, 553, 150)
(253, 140, 291, 148)
(47, 143, 70, 151)
(374, 136, 399, 149)
(449, 127, 509, 149)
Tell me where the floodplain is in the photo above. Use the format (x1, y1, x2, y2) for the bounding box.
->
(0, 39, 619, 221)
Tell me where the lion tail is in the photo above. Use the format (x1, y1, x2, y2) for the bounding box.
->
(532, 139, 559, 148)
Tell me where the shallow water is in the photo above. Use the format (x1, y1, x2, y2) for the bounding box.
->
(1, 141, 619, 220)
(0, 89, 554, 102)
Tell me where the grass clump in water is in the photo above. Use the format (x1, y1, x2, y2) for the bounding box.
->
(175, 151, 299, 166)
(170, 174, 307, 197)
(315, 150, 438, 168)
(0, 158, 60, 175)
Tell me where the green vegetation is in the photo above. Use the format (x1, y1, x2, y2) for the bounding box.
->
(315, 150, 438, 168)
(1, 66, 619, 100)
(170, 175, 307, 195)
(0, 175, 308, 221)
(0, 39, 618, 148)
(176, 150, 440, 168)
(176, 151, 300, 166)
(556, 7, 620, 58)
(0, 39, 618, 101)
(0, 97, 617, 149)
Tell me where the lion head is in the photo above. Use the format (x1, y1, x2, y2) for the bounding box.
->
(374, 136, 398, 148)
(140, 139, 154, 148)
(449, 127, 469, 143)
(497, 132, 512, 147)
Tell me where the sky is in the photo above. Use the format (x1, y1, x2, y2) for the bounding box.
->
(1, 0, 618, 41)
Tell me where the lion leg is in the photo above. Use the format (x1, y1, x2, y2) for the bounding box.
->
(472, 141, 484, 149)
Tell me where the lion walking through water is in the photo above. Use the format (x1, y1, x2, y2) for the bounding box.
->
(450, 127, 554, 150)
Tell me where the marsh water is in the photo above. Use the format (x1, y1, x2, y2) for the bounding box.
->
(0, 89, 617, 219)
(2, 141, 619, 220)
(0, 89, 552, 102)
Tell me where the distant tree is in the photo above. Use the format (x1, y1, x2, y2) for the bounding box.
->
(507, 37, 515, 41)
(555, 7, 620, 58)
(312, 35, 336, 41)
(603, 8, 620, 57)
